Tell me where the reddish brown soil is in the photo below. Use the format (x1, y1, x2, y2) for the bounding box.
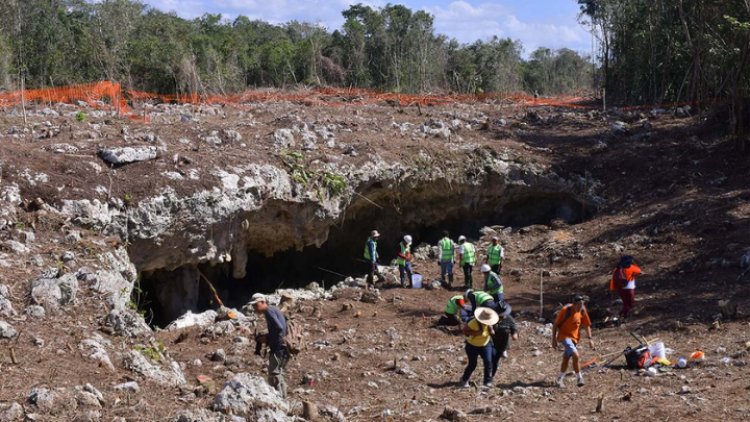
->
(0, 100, 748, 421)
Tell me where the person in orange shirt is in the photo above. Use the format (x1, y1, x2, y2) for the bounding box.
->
(551, 295, 594, 387)
(609, 255, 643, 319)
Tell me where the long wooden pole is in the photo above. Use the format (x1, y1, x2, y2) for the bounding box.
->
(197, 269, 224, 308)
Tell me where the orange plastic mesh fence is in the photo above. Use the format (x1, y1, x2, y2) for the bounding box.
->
(0, 81, 597, 116)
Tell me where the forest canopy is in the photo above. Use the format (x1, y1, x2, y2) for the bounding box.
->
(0, 0, 594, 96)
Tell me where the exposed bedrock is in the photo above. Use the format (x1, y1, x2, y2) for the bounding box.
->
(56, 147, 600, 324)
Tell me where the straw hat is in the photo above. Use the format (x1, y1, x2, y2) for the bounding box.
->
(473, 307, 499, 326)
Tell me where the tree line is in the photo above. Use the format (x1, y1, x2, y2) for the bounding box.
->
(0, 0, 593, 97)
(578, 0, 750, 150)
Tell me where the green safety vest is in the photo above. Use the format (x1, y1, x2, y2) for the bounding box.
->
(444, 295, 464, 315)
(397, 242, 410, 266)
(439, 238, 454, 262)
(363, 238, 377, 261)
(487, 244, 503, 265)
(473, 291, 493, 306)
(485, 271, 504, 295)
(461, 242, 476, 266)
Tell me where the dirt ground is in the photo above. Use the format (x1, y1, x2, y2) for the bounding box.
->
(0, 97, 748, 421)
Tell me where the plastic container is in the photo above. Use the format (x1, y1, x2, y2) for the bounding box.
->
(411, 274, 423, 288)
(649, 342, 667, 359)
(690, 350, 705, 362)
(677, 357, 687, 368)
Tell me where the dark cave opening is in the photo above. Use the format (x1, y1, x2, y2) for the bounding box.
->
(137, 190, 594, 327)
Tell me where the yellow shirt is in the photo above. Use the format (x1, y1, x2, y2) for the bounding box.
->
(465, 319, 491, 347)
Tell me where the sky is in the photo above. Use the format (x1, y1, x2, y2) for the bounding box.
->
(139, 0, 593, 56)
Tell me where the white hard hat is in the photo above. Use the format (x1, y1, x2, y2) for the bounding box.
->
(403, 235, 412, 244)
(458, 235, 467, 242)
(480, 264, 491, 273)
(249, 293, 267, 305)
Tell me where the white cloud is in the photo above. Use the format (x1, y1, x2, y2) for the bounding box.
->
(427, 1, 590, 55)
(139, 0, 590, 55)
(143, 0, 385, 31)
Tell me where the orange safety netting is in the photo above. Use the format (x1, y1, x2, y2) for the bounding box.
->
(0, 81, 594, 117)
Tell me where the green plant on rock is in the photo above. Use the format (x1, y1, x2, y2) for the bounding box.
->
(135, 340, 166, 362)
(281, 150, 314, 185)
(75, 111, 86, 122)
(321, 171, 347, 197)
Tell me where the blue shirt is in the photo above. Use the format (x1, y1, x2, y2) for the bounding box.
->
(367, 238, 378, 262)
(265, 306, 288, 352)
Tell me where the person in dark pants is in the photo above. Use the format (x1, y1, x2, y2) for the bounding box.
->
(457, 235, 476, 289)
(437, 294, 466, 326)
(437, 231, 455, 287)
(491, 302, 518, 377)
(458, 307, 499, 389)
(484, 236, 504, 274)
(363, 230, 384, 289)
(247, 293, 289, 397)
(397, 235, 413, 288)
(609, 255, 643, 319)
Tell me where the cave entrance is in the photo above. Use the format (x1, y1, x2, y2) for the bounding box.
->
(136, 188, 594, 328)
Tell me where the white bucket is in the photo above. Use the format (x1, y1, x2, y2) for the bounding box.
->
(648, 342, 667, 359)
(411, 274, 423, 288)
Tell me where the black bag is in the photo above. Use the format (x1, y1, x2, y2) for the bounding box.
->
(624, 345, 651, 369)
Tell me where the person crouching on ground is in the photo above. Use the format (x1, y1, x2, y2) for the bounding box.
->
(551, 295, 594, 387)
(438, 294, 467, 327)
(458, 307, 498, 389)
(491, 301, 518, 378)
(245, 293, 290, 397)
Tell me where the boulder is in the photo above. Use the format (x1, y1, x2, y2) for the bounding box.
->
(113, 382, 140, 394)
(166, 310, 218, 331)
(30, 273, 78, 310)
(0, 320, 17, 339)
(213, 373, 291, 421)
(0, 285, 17, 317)
(78, 336, 115, 371)
(98, 147, 159, 166)
(0, 401, 23, 421)
(104, 308, 151, 338)
(123, 350, 186, 387)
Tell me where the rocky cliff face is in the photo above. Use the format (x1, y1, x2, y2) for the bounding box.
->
(59, 148, 597, 276)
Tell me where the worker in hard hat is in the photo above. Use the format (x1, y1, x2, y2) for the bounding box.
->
(480, 264, 504, 303)
(437, 230, 456, 288)
(484, 236, 504, 274)
(437, 294, 467, 326)
(457, 235, 476, 289)
(397, 234, 413, 288)
(464, 288, 497, 313)
(364, 230, 384, 290)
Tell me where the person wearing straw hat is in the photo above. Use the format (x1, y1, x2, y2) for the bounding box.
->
(552, 295, 594, 387)
(458, 307, 499, 389)
(363, 230, 384, 290)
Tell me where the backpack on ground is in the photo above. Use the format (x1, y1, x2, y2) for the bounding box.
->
(284, 317, 306, 355)
(624, 345, 651, 369)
